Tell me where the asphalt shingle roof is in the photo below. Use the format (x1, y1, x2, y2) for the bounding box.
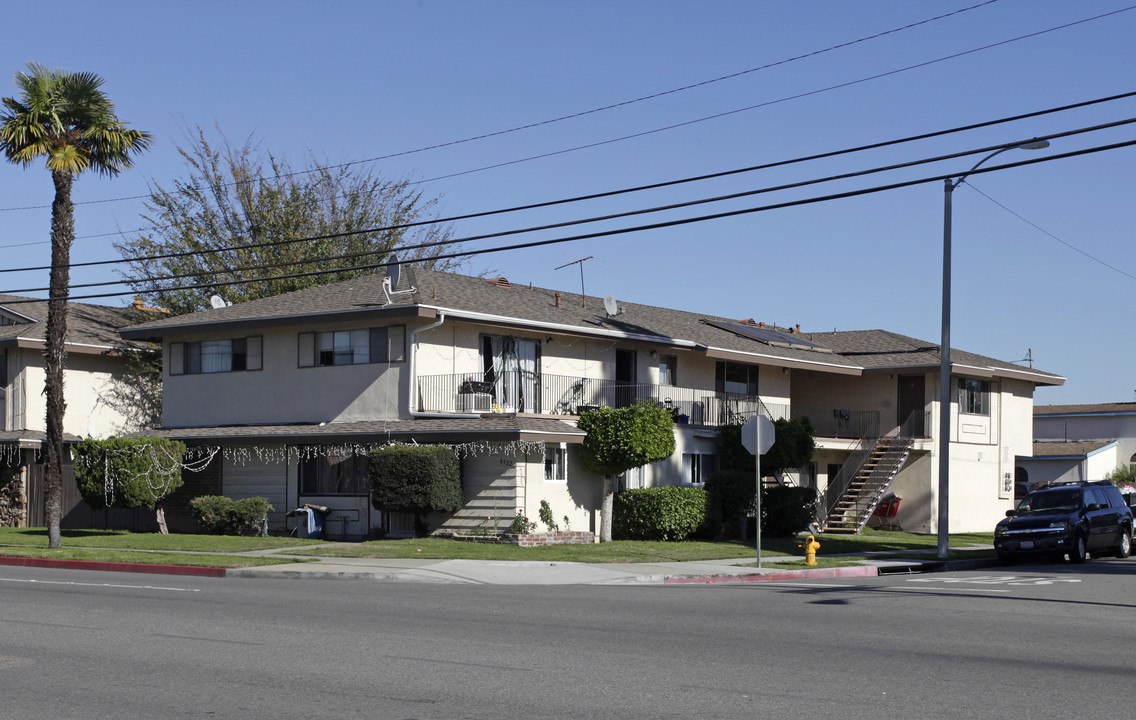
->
(119, 266, 1063, 383)
(1035, 403, 1136, 416)
(0, 295, 150, 349)
(135, 416, 585, 444)
(1029, 441, 1116, 458)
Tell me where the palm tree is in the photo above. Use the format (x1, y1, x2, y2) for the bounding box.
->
(1, 62, 151, 548)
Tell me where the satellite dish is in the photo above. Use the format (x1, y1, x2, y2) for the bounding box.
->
(209, 295, 227, 310)
(603, 295, 622, 317)
(381, 253, 416, 305)
(387, 254, 401, 291)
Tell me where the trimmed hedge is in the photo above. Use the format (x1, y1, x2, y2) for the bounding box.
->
(613, 486, 708, 541)
(369, 445, 461, 536)
(189, 495, 274, 536)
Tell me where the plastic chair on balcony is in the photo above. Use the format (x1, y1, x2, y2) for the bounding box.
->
(554, 379, 588, 415)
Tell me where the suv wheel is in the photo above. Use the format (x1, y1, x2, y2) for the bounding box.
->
(1069, 531, 1088, 563)
(1116, 526, 1132, 559)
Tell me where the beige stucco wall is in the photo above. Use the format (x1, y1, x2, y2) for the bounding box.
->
(519, 445, 599, 534)
(15, 347, 134, 438)
(162, 321, 407, 427)
(1034, 413, 1136, 468)
(791, 370, 902, 432)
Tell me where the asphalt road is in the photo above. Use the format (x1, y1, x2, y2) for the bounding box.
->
(1, 559, 1133, 719)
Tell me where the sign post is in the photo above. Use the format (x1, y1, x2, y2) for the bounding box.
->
(741, 414, 775, 567)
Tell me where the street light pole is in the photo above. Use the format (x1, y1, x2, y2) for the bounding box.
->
(936, 139, 1049, 560)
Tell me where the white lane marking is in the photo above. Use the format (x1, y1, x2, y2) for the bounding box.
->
(0, 577, 199, 592)
(888, 586, 1011, 593)
(906, 575, 1082, 586)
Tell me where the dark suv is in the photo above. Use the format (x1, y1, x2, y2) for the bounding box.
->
(994, 481, 1133, 564)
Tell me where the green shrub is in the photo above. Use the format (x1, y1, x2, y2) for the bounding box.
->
(1105, 464, 1136, 487)
(189, 495, 273, 536)
(704, 471, 817, 537)
(762, 486, 817, 537)
(72, 437, 186, 510)
(613, 486, 708, 541)
(369, 445, 461, 536)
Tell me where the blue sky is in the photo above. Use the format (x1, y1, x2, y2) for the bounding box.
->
(2, 0, 1134, 405)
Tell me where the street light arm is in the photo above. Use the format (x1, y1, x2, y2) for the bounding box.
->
(950, 139, 1050, 189)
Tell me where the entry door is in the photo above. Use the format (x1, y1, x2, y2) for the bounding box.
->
(615, 349, 637, 408)
(897, 374, 926, 437)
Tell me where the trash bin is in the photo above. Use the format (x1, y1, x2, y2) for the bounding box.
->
(287, 505, 329, 539)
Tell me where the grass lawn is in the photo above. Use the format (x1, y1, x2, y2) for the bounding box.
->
(293, 528, 994, 563)
(0, 528, 322, 567)
(0, 545, 311, 568)
(0, 526, 994, 567)
(0, 527, 321, 552)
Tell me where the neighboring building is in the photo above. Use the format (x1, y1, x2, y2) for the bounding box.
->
(120, 266, 1064, 538)
(0, 295, 153, 527)
(1015, 441, 1118, 495)
(1018, 403, 1136, 493)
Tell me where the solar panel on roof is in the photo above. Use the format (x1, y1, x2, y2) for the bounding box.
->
(702, 320, 832, 352)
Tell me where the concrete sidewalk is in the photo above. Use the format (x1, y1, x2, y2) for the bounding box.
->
(224, 546, 980, 584)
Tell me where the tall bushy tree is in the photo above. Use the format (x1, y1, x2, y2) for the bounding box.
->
(577, 402, 676, 542)
(71, 437, 186, 534)
(1, 62, 151, 548)
(115, 127, 461, 316)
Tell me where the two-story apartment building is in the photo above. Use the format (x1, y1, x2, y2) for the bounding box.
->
(1, 295, 150, 527)
(121, 266, 1063, 539)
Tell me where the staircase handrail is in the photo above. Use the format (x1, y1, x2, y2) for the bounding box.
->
(817, 412, 882, 526)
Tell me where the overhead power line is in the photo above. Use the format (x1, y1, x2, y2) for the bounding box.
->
(4, 137, 1133, 304)
(5, 117, 1134, 295)
(3, 95, 1134, 273)
(0, 1, 1006, 215)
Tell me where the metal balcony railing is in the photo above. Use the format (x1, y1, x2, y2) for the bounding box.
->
(790, 406, 880, 440)
(416, 371, 788, 427)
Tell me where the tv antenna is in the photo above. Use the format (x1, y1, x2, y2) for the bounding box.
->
(555, 256, 593, 308)
(382, 254, 416, 305)
(1013, 348, 1033, 368)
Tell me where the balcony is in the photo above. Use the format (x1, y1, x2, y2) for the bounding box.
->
(416, 371, 786, 427)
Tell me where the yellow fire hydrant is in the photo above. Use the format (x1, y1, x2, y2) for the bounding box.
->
(800, 535, 821, 566)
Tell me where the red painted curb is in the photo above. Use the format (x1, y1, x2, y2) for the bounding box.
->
(0, 556, 227, 578)
(664, 565, 880, 584)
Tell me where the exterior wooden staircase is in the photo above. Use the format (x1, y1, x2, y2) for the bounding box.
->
(817, 412, 918, 534)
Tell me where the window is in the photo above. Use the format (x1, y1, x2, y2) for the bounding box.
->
(170, 337, 261, 375)
(299, 452, 369, 495)
(958, 378, 990, 415)
(298, 326, 405, 367)
(659, 354, 677, 386)
(715, 361, 759, 395)
(544, 444, 567, 482)
(682, 453, 719, 485)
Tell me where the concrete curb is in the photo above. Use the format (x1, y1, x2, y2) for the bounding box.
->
(0, 556, 227, 578)
(664, 564, 881, 584)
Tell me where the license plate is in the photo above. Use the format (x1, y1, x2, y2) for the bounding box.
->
(1020, 540, 1034, 550)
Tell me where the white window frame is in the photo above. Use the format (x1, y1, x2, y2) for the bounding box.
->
(958, 378, 991, 416)
(659, 354, 677, 386)
(682, 453, 718, 486)
(170, 336, 262, 376)
(544, 443, 567, 483)
(298, 325, 406, 368)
